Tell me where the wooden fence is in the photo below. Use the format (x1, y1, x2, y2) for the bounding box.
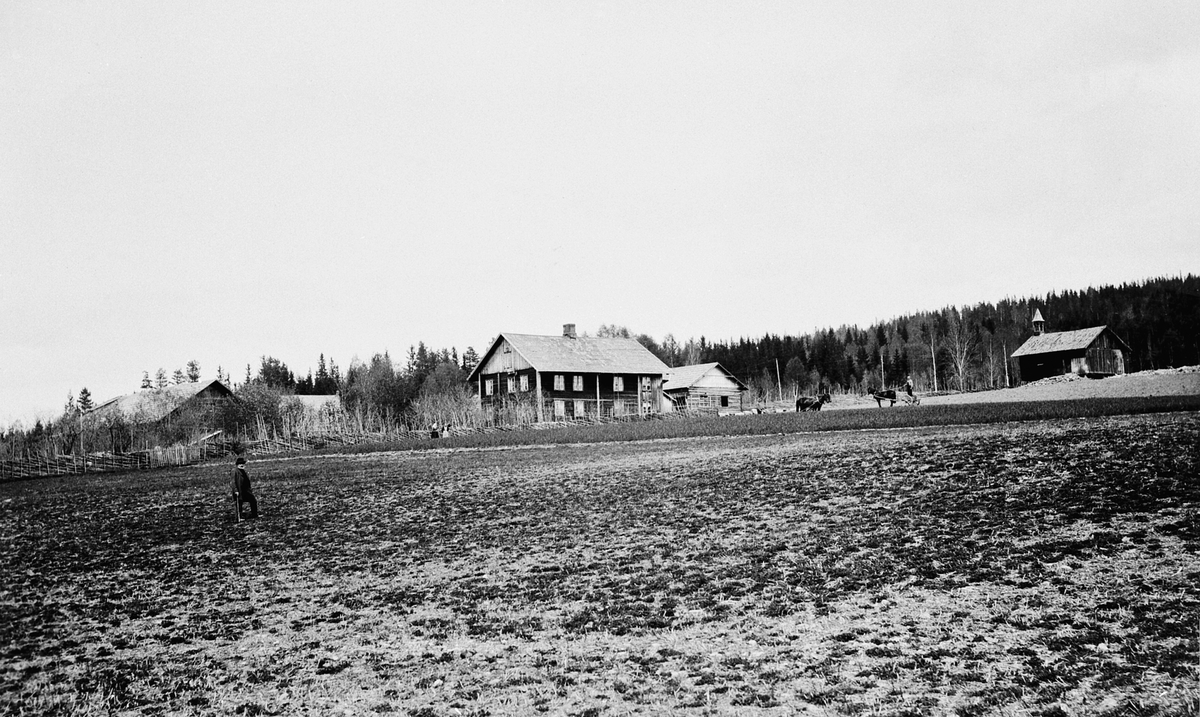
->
(0, 431, 236, 481)
(0, 408, 726, 481)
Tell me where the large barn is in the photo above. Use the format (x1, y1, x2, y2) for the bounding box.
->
(92, 379, 235, 424)
(90, 379, 236, 452)
(1010, 311, 1130, 382)
(467, 325, 671, 423)
(662, 362, 748, 413)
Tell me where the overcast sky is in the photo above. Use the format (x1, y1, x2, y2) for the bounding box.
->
(2, 2, 1198, 426)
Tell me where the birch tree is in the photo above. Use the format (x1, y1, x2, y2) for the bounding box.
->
(943, 308, 979, 391)
(920, 320, 940, 392)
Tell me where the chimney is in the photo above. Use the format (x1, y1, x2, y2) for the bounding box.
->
(563, 323, 577, 339)
(1032, 308, 1045, 336)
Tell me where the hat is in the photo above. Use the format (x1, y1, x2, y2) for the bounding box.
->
(235, 456, 247, 466)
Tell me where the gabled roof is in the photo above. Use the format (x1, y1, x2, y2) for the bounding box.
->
(663, 362, 749, 392)
(468, 332, 670, 380)
(1011, 325, 1128, 357)
(93, 379, 233, 423)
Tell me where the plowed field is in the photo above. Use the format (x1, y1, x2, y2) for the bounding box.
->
(2, 412, 1198, 716)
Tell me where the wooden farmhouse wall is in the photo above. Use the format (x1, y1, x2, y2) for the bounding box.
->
(674, 386, 743, 411)
(474, 338, 665, 422)
(539, 372, 662, 420)
(478, 338, 534, 376)
(666, 368, 746, 412)
(1079, 330, 1126, 375)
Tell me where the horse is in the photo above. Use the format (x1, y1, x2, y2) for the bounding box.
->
(795, 393, 831, 412)
(868, 388, 898, 407)
(868, 387, 919, 407)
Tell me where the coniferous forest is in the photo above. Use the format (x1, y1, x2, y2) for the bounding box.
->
(642, 274, 1200, 397)
(2, 274, 1196, 461)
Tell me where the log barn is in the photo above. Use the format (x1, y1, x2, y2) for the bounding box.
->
(1010, 314, 1130, 382)
(468, 325, 670, 423)
(91, 379, 236, 452)
(93, 379, 235, 424)
(662, 362, 748, 413)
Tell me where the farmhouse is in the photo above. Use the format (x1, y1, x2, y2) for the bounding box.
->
(468, 324, 671, 423)
(92, 379, 235, 424)
(662, 362, 748, 413)
(1011, 311, 1130, 381)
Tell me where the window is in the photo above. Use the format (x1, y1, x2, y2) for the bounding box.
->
(720, 395, 729, 407)
(574, 400, 586, 416)
(613, 376, 625, 392)
(519, 374, 529, 392)
(506, 376, 515, 393)
(554, 400, 565, 417)
(554, 374, 565, 391)
(573, 375, 584, 391)
(485, 379, 494, 396)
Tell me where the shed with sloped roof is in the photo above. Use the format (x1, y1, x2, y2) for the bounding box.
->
(1010, 325, 1130, 381)
(467, 324, 671, 423)
(662, 363, 748, 413)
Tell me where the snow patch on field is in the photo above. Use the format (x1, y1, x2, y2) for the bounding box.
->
(920, 366, 1200, 406)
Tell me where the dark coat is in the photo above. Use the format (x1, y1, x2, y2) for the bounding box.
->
(231, 466, 253, 496)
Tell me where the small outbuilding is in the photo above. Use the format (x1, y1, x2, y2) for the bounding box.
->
(1010, 312, 1130, 382)
(662, 363, 748, 413)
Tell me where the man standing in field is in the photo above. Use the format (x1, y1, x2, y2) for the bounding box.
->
(231, 455, 258, 520)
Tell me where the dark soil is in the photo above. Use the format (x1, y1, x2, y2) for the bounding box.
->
(1, 413, 1198, 715)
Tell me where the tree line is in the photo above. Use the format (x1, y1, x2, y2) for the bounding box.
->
(3, 274, 1195, 460)
(658, 274, 1199, 399)
(0, 342, 484, 460)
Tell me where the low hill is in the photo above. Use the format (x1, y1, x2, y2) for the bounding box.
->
(831, 366, 1200, 409)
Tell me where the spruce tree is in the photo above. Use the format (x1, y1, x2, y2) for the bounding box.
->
(256, 356, 294, 389)
(78, 388, 93, 412)
(461, 347, 480, 373)
(329, 359, 341, 391)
